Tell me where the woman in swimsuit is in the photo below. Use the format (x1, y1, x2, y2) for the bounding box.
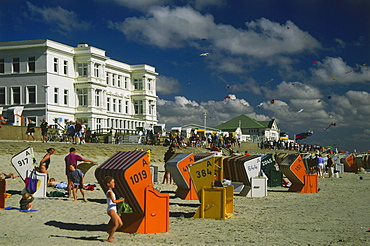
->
(104, 176, 124, 243)
(39, 148, 55, 175)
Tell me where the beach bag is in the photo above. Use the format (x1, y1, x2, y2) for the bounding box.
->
(117, 198, 133, 216)
(25, 171, 41, 194)
(48, 191, 65, 197)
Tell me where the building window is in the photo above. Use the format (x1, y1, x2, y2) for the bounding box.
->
(107, 97, 111, 111)
(54, 58, 58, 73)
(27, 86, 36, 104)
(54, 88, 59, 103)
(63, 89, 68, 105)
(13, 58, 20, 73)
(118, 76, 121, 87)
(78, 63, 88, 77)
(147, 79, 151, 91)
(118, 99, 122, 113)
(27, 57, 36, 73)
(12, 87, 20, 104)
(63, 60, 68, 75)
(134, 100, 143, 114)
(0, 87, 5, 104)
(96, 118, 101, 130)
(134, 78, 143, 90)
(106, 72, 110, 85)
(112, 74, 116, 86)
(94, 64, 100, 78)
(113, 98, 116, 112)
(149, 100, 154, 114)
(0, 59, 4, 74)
(125, 101, 128, 114)
(95, 90, 101, 107)
(124, 77, 128, 89)
(77, 88, 88, 106)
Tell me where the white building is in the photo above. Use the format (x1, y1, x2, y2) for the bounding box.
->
(0, 39, 158, 133)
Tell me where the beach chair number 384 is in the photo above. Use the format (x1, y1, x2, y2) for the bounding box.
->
(195, 168, 212, 178)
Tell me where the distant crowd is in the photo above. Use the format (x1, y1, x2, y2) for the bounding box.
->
(260, 140, 326, 153)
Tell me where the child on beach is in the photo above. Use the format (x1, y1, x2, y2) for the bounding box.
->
(67, 164, 87, 202)
(20, 193, 34, 210)
(104, 176, 125, 243)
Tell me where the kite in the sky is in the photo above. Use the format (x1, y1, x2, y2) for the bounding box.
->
(323, 123, 336, 131)
(295, 131, 313, 140)
(296, 109, 304, 113)
(270, 99, 275, 104)
(312, 62, 317, 65)
(345, 63, 366, 74)
(224, 85, 231, 91)
(265, 79, 275, 84)
(224, 96, 231, 100)
(199, 53, 209, 57)
(256, 103, 263, 109)
(201, 38, 207, 41)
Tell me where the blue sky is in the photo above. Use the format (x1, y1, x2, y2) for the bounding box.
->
(1, 0, 369, 152)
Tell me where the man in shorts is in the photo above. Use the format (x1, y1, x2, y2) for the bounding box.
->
(26, 119, 36, 142)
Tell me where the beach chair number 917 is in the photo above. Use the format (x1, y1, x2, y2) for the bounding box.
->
(18, 158, 28, 166)
(129, 170, 147, 185)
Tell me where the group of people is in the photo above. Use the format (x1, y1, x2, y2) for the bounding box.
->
(311, 154, 336, 178)
(67, 120, 89, 144)
(261, 139, 324, 152)
(17, 146, 121, 242)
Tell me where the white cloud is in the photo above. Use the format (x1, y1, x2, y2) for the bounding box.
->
(26, 2, 92, 34)
(310, 57, 370, 84)
(109, 6, 321, 58)
(157, 95, 257, 128)
(262, 81, 322, 100)
(156, 75, 181, 94)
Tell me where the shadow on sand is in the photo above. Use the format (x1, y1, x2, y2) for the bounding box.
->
(45, 220, 106, 232)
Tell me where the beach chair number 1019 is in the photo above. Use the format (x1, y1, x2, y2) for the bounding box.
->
(129, 170, 148, 185)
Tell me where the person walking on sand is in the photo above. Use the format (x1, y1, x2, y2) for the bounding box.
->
(104, 176, 125, 242)
(67, 121, 75, 143)
(316, 154, 325, 178)
(26, 119, 36, 142)
(64, 147, 94, 198)
(327, 155, 335, 178)
(68, 164, 87, 202)
(162, 146, 175, 184)
(40, 118, 49, 143)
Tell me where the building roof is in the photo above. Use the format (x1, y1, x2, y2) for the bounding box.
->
(215, 114, 272, 130)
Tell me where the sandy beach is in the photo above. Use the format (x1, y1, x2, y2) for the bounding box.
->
(0, 141, 369, 246)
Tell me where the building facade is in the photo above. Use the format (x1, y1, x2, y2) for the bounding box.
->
(215, 114, 280, 142)
(0, 39, 158, 133)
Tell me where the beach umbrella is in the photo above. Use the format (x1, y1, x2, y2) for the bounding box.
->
(78, 162, 98, 174)
(325, 146, 334, 149)
(280, 137, 289, 140)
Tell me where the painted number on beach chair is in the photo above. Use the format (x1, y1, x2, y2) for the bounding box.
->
(294, 164, 303, 172)
(247, 165, 258, 171)
(17, 158, 29, 167)
(195, 169, 212, 178)
(129, 170, 148, 185)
